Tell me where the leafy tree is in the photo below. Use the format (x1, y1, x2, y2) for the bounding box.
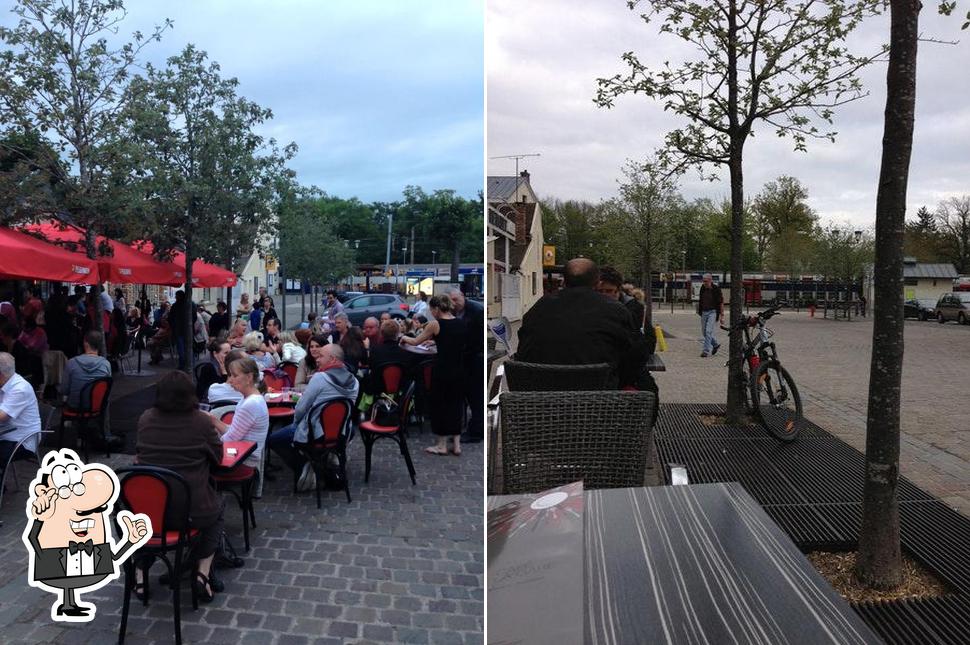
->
(278, 186, 356, 293)
(903, 205, 944, 261)
(0, 0, 170, 337)
(752, 176, 818, 275)
(616, 159, 683, 324)
(595, 0, 883, 423)
(325, 196, 384, 266)
(540, 199, 608, 265)
(123, 45, 291, 370)
(0, 129, 66, 221)
(934, 196, 970, 272)
(401, 186, 480, 282)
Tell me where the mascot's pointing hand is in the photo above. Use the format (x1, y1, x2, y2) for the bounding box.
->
(31, 488, 58, 522)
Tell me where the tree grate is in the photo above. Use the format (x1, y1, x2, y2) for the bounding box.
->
(853, 595, 970, 645)
(656, 403, 970, 643)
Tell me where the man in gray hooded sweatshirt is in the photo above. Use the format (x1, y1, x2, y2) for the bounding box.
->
(266, 343, 359, 474)
(60, 331, 111, 408)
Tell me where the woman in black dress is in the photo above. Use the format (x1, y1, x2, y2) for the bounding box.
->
(401, 295, 466, 456)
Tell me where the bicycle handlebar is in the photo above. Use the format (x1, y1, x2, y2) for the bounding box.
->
(721, 305, 782, 332)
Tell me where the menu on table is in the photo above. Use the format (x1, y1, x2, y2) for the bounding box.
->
(487, 481, 584, 645)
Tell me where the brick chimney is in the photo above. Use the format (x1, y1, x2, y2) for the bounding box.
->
(513, 203, 528, 243)
(517, 170, 530, 203)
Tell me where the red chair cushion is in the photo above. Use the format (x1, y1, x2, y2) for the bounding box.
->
(62, 409, 100, 419)
(212, 465, 256, 483)
(360, 420, 400, 434)
(146, 528, 200, 547)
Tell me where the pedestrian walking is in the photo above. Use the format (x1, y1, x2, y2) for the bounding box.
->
(697, 273, 723, 357)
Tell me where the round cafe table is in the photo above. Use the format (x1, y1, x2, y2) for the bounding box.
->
(401, 342, 437, 356)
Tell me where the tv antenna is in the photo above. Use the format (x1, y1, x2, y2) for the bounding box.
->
(489, 153, 541, 178)
(490, 153, 541, 198)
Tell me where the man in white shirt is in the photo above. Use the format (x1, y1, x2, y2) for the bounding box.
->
(0, 352, 41, 475)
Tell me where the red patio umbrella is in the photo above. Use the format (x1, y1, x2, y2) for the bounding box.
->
(25, 223, 186, 286)
(132, 241, 237, 288)
(0, 227, 99, 284)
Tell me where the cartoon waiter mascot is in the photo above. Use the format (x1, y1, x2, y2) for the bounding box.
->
(22, 449, 151, 622)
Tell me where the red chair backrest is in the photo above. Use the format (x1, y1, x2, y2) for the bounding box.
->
(280, 362, 298, 385)
(120, 473, 168, 539)
(90, 379, 110, 412)
(317, 399, 352, 445)
(380, 364, 404, 395)
(262, 369, 288, 391)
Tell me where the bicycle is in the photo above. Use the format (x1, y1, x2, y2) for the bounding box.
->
(720, 305, 803, 441)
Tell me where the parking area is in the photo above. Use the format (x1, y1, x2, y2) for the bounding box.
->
(653, 308, 970, 516)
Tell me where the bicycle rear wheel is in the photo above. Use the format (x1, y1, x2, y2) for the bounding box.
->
(750, 361, 802, 441)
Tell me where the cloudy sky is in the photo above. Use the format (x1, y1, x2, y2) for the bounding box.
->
(78, 0, 483, 202)
(487, 1, 970, 230)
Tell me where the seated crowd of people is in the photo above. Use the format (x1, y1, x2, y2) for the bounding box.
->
(0, 281, 483, 605)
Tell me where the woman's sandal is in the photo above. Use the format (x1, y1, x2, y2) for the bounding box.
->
(134, 582, 148, 603)
(451, 447, 462, 457)
(424, 446, 449, 456)
(193, 571, 215, 603)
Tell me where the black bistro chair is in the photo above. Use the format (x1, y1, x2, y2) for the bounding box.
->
(294, 398, 355, 507)
(115, 466, 200, 645)
(359, 382, 417, 486)
(58, 376, 113, 461)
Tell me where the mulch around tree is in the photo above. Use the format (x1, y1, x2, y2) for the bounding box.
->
(806, 550, 952, 603)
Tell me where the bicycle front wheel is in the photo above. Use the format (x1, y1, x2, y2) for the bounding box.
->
(750, 361, 802, 441)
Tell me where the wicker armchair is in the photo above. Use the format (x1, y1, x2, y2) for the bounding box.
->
(504, 360, 613, 392)
(498, 390, 657, 494)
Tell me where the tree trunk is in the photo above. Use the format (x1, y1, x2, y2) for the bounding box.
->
(855, 0, 919, 590)
(184, 237, 195, 374)
(301, 278, 306, 321)
(725, 146, 746, 424)
(451, 238, 461, 285)
(724, 0, 745, 425)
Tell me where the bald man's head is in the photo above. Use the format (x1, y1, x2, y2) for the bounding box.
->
(564, 258, 599, 288)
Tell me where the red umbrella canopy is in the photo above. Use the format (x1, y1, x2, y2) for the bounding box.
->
(0, 227, 99, 284)
(132, 242, 237, 288)
(26, 223, 186, 286)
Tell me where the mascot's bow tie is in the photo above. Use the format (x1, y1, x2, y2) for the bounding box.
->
(68, 539, 94, 555)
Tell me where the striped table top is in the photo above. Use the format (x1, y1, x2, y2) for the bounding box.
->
(584, 483, 880, 644)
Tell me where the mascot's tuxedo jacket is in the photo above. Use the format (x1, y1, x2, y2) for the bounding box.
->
(27, 520, 128, 583)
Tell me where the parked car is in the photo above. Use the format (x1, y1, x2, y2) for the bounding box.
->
(935, 292, 970, 324)
(334, 291, 364, 303)
(904, 298, 937, 321)
(342, 293, 410, 325)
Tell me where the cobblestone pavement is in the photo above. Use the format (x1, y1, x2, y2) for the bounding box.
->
(653, 308, 970, 516)
(0, 403, 483, 645)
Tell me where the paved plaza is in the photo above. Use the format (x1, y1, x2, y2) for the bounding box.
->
(0, 381, 484, 645)
(653, 307, 970, 516)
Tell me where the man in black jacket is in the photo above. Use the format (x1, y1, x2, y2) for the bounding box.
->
(516, 258, 648, 388)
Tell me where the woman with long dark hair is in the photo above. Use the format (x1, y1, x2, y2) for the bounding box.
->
(294, 334, 328, 387)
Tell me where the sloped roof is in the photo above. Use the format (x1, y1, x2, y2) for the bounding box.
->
(904, 263, 958, 279)
(487, 176, 521, 201)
